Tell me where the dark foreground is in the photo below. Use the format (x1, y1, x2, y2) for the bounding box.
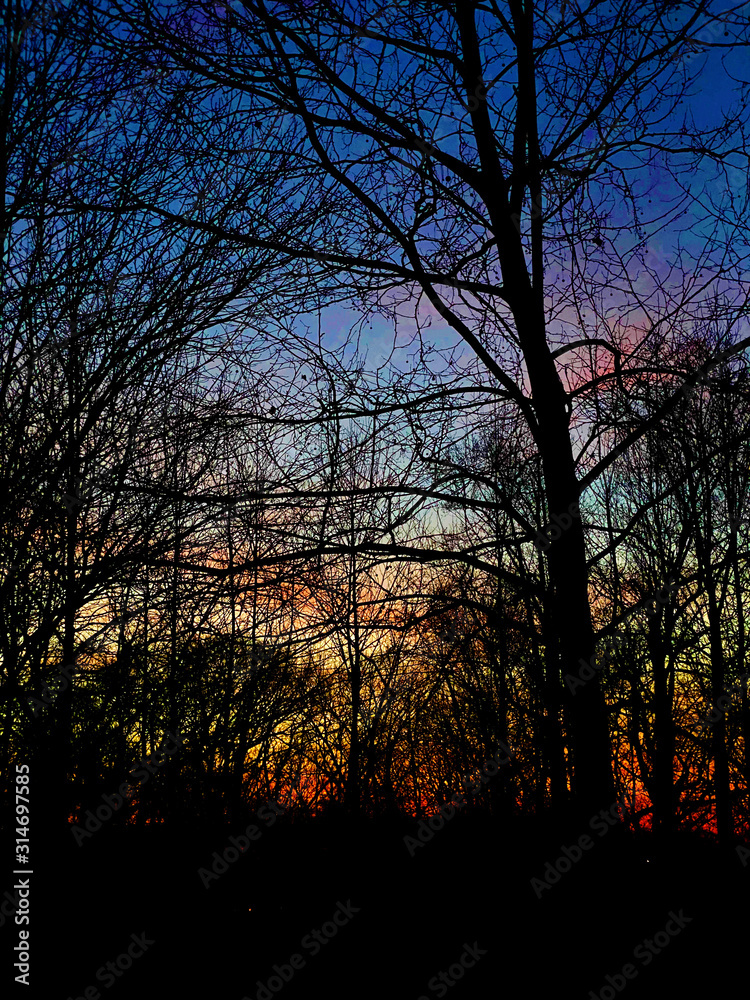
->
(6, 810, 748, 999)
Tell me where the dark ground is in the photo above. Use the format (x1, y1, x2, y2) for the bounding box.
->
(5, 810, 748, 1000)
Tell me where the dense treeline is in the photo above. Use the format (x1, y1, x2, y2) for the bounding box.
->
(2, 0, 750, 851)
(5, 342, 750, 840)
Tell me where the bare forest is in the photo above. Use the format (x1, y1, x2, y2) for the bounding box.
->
(2, 2, 750, 997)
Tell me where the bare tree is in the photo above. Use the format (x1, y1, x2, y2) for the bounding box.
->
(0, 1, 292, 832)
(93, 0, 750, 819)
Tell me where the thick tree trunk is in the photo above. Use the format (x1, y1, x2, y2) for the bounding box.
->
(647, 609, 675, 839)
(344, 512, 362, 815)
(536, 602, 567, 811)
(542, 638, 567, 810)
(706, 593, 732, 844)
(543, 470, 615, 816)
(730, 526, 750, 819)
(490, 598, 514, 819)
(48, 328, 82, 839)
(455, 0, 615, 817)
(518, 293, 614, 816)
